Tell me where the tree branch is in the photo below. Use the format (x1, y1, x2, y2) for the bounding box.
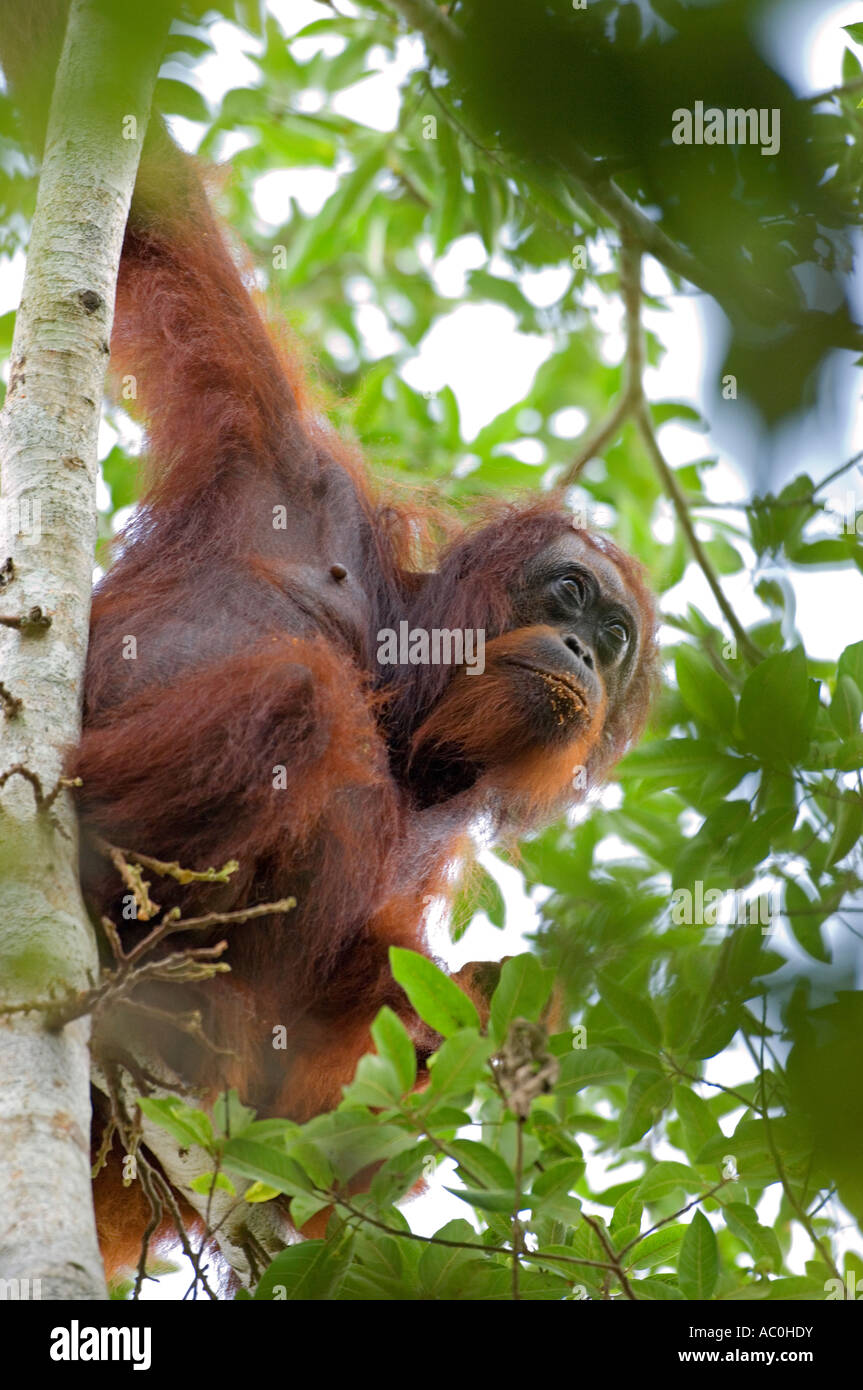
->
(388, 0, 863, 350)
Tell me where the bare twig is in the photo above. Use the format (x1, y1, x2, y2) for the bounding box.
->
(92, 837, 241, 888)
(0, 604, 51, 632)
(91, 837, 242, 921)
(0, 763, 80, 835)
(560, 230, 644, 485)
(100, 1061, 219, 1300)
(638, 402, 763, 664)
(616, 1179, 730, 1260)
(512, 1118, 524, 1301)
(389, 0, 463, 70)
(769, 448, 863, 509)
(579, 1210, 636, 1301)
(330, 1191, 617, 1275)
(31, 889, 295, 1029)
(803, 75, 863, 105)
(609, 237, 763, 663)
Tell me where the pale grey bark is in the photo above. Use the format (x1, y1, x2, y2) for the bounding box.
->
(0, 0, 170, 1299)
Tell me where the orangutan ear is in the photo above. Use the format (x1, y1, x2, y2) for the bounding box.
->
(452, 956, 567, 1034)
(451, 958, 509, 1027)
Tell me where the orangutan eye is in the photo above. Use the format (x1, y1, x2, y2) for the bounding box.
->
(604, 619, 629, 649)
(560, 574, 587, 605)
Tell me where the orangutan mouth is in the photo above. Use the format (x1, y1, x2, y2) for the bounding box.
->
(506, 660, 589, 711)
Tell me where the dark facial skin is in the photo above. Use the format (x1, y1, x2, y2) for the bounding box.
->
(508, 533, 641, 720)
(407, 531, 645, 806)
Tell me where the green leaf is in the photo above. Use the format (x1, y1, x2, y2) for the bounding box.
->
(428, 1030, 493, 1095)
(787, 537, 862, 565)
(673, 1086, 723, 1162)
(629, 1225, 686, 1269)
(633, 1276, 685, 1300)
(445, 1187, 517, 1213)
(674, 645, 736, 732)
(566, 1222, 611, 1298)
(739, 647, 816, 764)
(234, 0, 266, 39)
(420, 1104, 472, 1131)
(282, 1140, 334, 1192)
(838, 640, 863, 693)
(101, 445, 139, 513)
(532, 1158, 584, 1200)
(824, 793, 863, 869)
(212, 1089, 255, 1140)
(678, 1210, 718, 1299)
(343, 1052, 404, 1108)
(764, 1276, 829, 1300)
(254, 1240, 351, 1301)
(221, 1139, 314, 1197)
(619, 1072, 672, 1146)
(650, 401, 704, 426)
(736, 805, 797, 869)
(611, 1186, 643, 1233)
(281, 148, 383, 283)
(471, 167, 498, 255)
(352, 1227, 407, 1283)
(696, 1118, 810, 1182)
(369, 1149, 429, 1208)
(635, 1161, 702, 1201)
(418, 1220, 482, 1297)
(189, 1171, 235, 1197)
(830, 674, 863, 737)
(448, 1139, 514, 1191)
(784, 880, 831, 963)
(137, 1097, 214, 1153)
(843, 44, 863, 82)
(0, 310, 15, 354)
(598, 975, 662, 1048)
(288, 1194, 332, 1229)
(431, 118, 464, 257)
(689, 1004, 741, 1060)
(722, 1202, 781, 1272)
(665, 986, 701, 1051)
(703, 536, 744, 575)
(371, 1006, 417, 1094)
(244, 1181, 282, 1204)
(301, 1111, 417, 1181)
(389, 947, 480, 1035)
(241, 1119, 299, 1144)
(556, 1046, 626, 1093)
(489, 953, 553, 1044)
(622, 738, 750, 783)
(154, 77, 210, 123)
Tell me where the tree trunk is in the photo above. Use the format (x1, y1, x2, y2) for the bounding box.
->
(0, 0, 171, 1300)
